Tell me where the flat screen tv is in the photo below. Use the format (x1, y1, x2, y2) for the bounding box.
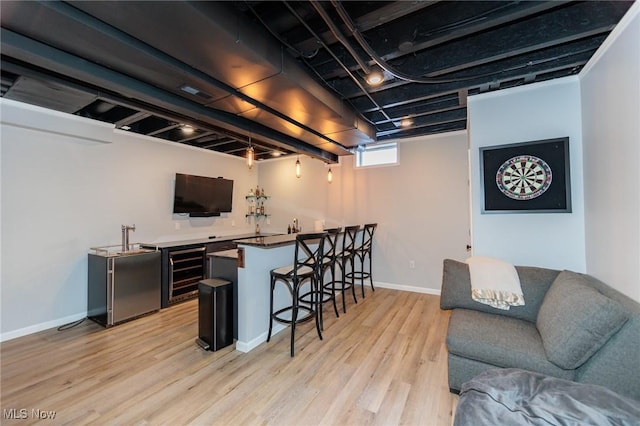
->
(173, 173, 233, 217)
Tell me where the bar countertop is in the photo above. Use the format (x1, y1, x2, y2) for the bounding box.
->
(206, 249, 239, 259)
(234, 233, 299, 248)
(141, 233, 277, 249)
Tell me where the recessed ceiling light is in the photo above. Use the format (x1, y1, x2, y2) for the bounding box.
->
(398, 41, 414, 53)
(400, 118, 414, 127)
(365, 70, 384, 86)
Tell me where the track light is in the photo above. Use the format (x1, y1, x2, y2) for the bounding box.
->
(181, 124, 194, 134)
(295, 156, 301, 178)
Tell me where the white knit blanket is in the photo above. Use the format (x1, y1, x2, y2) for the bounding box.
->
(466, 256, 525, 310)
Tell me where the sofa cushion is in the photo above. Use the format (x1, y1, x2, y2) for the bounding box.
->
(536, 270, 629, 370)
(440, 259, 560, 323)
(446, 309, 574, 380)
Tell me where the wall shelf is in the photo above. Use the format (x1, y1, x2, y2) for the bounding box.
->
(246, 195, 270, 201)
(246, 193, 270, 218)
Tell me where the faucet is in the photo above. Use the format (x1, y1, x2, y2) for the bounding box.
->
(121, 224, 136, 252)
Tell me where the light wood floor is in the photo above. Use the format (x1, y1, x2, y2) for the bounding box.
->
(1, 287, 457, 425)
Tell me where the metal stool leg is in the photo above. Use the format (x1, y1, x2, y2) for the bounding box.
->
(367, 250, 375, 292)
(267, 275, 275, 342)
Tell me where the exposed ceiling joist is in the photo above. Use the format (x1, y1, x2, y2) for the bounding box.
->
(0, 0, 633, 160)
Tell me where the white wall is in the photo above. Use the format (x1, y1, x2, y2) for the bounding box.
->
(1, 99, 258, 340)
(254, 154, 332, 234)
(580, 4, 640, 302)
(1, 99, 470, 340)
(468, 78, 586, 271)
(259, 131, 471, 293)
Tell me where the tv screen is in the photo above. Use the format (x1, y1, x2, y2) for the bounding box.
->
(173, 173, 233, 216)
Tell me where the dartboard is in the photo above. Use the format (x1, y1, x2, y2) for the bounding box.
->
(496, 155, 552, 200)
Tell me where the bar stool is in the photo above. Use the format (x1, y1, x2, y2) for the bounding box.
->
(349, 223, 377, 298)
(267, 232, 326, 357)
(333, 225, 360, 313)
(310, 227, 341, 330)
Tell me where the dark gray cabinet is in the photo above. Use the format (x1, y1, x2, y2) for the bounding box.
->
(143, 238, 237, 308)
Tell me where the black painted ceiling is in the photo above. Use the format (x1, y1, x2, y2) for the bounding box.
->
(0, 1, 633, 163)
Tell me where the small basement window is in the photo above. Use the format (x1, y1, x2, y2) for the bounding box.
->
(355, 143, 398, 168)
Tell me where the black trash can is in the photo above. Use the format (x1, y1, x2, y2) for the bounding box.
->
(196, 278, 233, 351)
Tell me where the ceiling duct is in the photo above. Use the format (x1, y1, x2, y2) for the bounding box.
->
(0, 1, 376, 157)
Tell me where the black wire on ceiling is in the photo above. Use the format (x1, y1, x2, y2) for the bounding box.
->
(279, 1, 394, 127)
(417, 1, 520, 40)
(329, 0, 539, 85)
(246, 1, 554, 132)
(309, 1, 372, 75)
(247, 1, 393, 128)
(243, 1, 317, 60)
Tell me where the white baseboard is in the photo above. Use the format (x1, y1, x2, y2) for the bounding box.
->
(235, 323, 285, 353)
(0, 312, 87, 342)
(1, 284, 439, 344)
(372, 281, 441, 296)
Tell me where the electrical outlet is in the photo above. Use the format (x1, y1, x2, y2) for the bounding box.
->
(231, 220, 236, 227)
(409, 260, 415, 269)
(175, 222, 181, 230)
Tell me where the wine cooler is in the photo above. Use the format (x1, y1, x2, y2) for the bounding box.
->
(168, 247, 206, 305)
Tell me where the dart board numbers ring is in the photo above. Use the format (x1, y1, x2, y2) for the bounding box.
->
(496, 155, 552, 201)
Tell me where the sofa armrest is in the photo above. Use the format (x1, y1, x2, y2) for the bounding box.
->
(440, 258, 560, 323)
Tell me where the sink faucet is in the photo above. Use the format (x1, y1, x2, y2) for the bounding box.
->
(121, 224, 136, 252)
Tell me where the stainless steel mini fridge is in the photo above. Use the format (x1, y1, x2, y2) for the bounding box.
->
(88, 250, 161, 327)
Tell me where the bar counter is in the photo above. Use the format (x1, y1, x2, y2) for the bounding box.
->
(231, 233, 308, 352)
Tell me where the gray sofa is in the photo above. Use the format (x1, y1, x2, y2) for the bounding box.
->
(440, 259, 640, 401)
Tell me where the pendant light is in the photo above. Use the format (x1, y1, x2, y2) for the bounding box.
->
(295, 156, 301, 178)
(327, 166, 333, 183)
(246, 137, 254, 169)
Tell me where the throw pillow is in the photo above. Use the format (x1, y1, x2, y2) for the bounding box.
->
(536, 270, 629, 369)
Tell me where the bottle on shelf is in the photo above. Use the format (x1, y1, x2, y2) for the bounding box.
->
(246, 187, 269, 217)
